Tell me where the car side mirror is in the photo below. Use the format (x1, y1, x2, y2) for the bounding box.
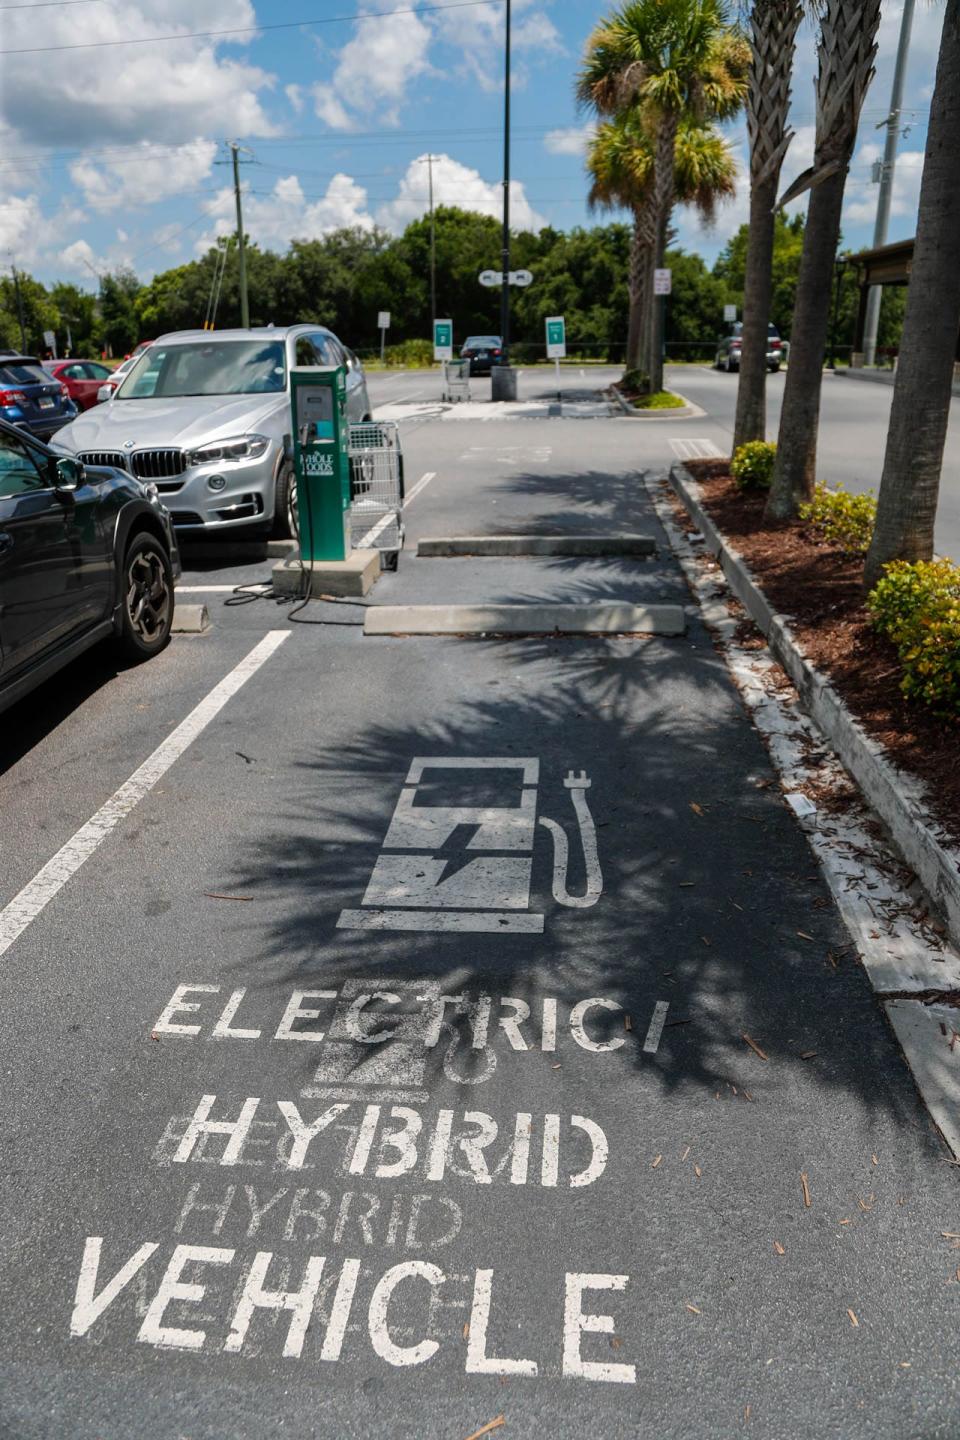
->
(53, 457, 83, 492)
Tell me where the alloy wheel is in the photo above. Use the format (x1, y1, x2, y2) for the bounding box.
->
(126, 549, 171, 644)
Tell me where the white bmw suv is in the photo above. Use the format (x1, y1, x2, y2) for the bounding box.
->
(51, 325, 372, 536)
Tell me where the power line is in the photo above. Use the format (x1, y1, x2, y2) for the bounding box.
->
(0, 0, 107, 7)
(0, 0, 505, 54)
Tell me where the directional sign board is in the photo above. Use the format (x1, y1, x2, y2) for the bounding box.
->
(653, 268, 672, 296)
(479, 270, 501, 288)
(545, 315, 566, 360)
(378, 311, 391, 330)
(433, 318, 453, 361)
(509, 269, 533, 288)
(723, 303, 737, 323)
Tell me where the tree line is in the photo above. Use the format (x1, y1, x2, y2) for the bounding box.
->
(1, 206, 900, 365)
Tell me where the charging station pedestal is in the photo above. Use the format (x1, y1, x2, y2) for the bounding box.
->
(271, 365, 380, 598)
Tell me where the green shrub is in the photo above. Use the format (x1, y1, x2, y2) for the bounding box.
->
(799, 482, 876, 554)
(867, 558, 960, 715)
(632, 389, 686, 410)
(620, 367, 650, 394)
(730, 440, 776, 490)
(382, 338, 434, 368)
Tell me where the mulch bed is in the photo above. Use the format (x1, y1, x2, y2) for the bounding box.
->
(682, 459, 960, 852)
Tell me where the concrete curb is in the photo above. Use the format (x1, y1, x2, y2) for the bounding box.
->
(178, 538, 297, 562)
(171, 603, 210, 634)
(364, 602, 687, 637)
(416, 534, 656, 557)
(608, 387, 704, 421)
(272, 550, 380, 599)
(668, 460, 960, 952)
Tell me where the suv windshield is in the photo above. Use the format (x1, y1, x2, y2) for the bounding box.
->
(464, 337, 500, 347)
(116, 340, 287, 400)
(0, 361, 48, 386)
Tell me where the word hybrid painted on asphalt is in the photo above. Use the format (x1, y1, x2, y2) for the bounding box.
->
(68, 759, 662, 1385)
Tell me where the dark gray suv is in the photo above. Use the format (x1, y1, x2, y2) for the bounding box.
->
(0, 417, 180, 715)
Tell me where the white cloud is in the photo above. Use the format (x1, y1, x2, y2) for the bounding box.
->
(377, 152, 545, 232)
(0, 1, 277, 149)
(285, 84, 305, 114)
(57, 239, 103, 276)
(544, 124, 596, 157)
(432, 0, 562, 93)
(196, 172, 375, 252)
(0, 193, 45, 266)
(69, 139, 218, 212)
(312, 8, 433, 129)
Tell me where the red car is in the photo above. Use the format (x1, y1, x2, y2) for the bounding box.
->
(42, 358, 115, 411)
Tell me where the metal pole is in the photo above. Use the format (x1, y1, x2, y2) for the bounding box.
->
(428, 153, 437, 326)
(231, 142, 250, 330)
(499, 0, 511, 364)
(11, 265, 27, 352)
(828, 259, 844, 369)
(380, 325, 386, 364)
(862, 0, 915, 366)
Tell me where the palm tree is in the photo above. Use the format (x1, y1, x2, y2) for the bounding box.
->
(864, 0, 960, 588)
(578, 0, 748, 391)
(586, 114, 739, 373)
(732, 0, 803, 450)
(764, 0, 882, 520)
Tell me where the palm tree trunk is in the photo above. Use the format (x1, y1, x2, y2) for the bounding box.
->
(734, 0, 802, 451)
(864, 0, 960, 588)
(734, 172, 778, 449)
(648, 111, 678, 393)
(764, 167, 846, 519)
(626, 211, 651, 373)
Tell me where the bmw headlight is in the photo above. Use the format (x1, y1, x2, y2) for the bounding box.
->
(185, 434, 269, 466)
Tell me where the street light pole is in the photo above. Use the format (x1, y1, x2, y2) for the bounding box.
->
(427, 153, 437, 326)
(491, 0, 517, 399)
(10, 263, 27, 352)
(862, 0, 915, 366)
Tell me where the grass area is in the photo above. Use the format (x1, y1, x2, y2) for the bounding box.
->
(630, 389, 687, 410)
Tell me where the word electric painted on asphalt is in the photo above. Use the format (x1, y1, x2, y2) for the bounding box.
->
(67, 757, 659, 1384)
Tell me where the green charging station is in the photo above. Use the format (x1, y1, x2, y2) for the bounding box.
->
(291, 365, 351, 562)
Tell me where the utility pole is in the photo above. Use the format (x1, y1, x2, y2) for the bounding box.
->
(230, 141, 250, 329)
(492, 0, 516, 399)
(428, 152, 437, 327)
(10, 263, 27, 352)
(862, 0, 915, 366)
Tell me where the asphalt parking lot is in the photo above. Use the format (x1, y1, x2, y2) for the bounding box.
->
(2, 376, 958, 1439)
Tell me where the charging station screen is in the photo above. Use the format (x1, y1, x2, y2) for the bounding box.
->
(296, 386, 335, 441)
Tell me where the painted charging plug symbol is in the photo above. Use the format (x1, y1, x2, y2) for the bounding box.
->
(337, 756, 604, 936)
(539, 770, 602, 909)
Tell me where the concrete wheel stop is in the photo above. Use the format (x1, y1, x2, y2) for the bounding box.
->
(171, 602, 210, 634)
(271, 549, 380, 599)
(364, 602, 685, 637)
(416, 534, 656, 557)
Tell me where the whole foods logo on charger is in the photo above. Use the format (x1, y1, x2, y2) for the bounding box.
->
(68, 758, 664, 1387)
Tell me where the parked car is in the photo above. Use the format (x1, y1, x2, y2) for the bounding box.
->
(53, 326, 372, 537)
(0, 354, 78, 440)
(460, 335, 503, 375)
(95, 351, 142, 404)
(0, 416, 179, 715)
(43, 358, 114, 411)
(714, 323, 784, 373)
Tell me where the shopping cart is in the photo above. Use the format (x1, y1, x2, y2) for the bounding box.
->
(442, 358, 471, 403)
(347, 421, 405, 570)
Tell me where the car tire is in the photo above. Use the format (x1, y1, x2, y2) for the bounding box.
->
(273, 460, 297, 540)
(116, 532, 174, 661)
(726, 356, 736, 373)
(769, 364, 781, 373)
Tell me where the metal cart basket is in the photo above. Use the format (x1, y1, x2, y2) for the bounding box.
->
(442, 358, 471, 403)
(348, 421, 405, 569)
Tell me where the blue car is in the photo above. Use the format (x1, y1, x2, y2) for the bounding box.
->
(0, 353, 78, 441)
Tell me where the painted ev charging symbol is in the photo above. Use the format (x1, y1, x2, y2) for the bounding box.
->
(337, 757, 603, 934)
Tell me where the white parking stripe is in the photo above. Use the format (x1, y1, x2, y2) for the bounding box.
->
(356, 513, 395, 549)
(0, 631, 288, 961)
(669, 438, 724, 461)
(177, 585, 242, 592)
(642, 1001, 670, 1054)
(404, 471, 436, 505)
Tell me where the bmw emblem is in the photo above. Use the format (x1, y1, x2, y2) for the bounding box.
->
(123, 440, 135, 449)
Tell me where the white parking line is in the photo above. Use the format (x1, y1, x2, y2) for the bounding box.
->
(643, 1001, 670, 1055)
(356, 513, 395, 549)
(404, 471, 437, 505)
(669, 438, 723, 461)
(0, 631, 289, 961)
(177, 585, 241, 592)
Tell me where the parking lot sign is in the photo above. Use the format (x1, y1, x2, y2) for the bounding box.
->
(433, 319, 453, 361)
(545, 316, 566, 360)
(653, 269, 672, 296)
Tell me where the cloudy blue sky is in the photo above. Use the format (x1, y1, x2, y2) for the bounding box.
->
(0, 0, 943, 289)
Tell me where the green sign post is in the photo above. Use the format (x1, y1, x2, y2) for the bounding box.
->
(433, 319, 453, 361)
(290, 365, 351, 563)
